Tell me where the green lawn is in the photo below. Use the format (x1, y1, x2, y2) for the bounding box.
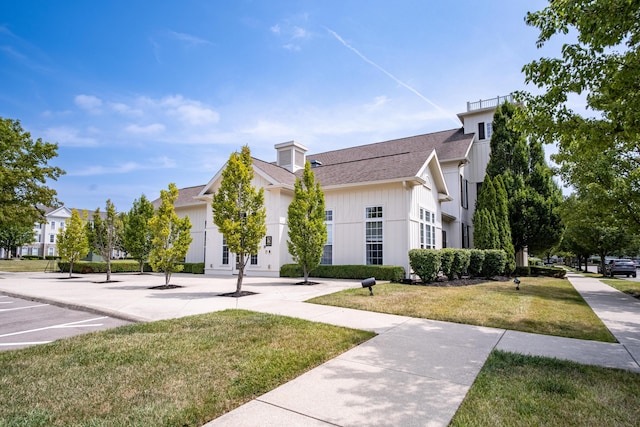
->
(308, 276, 615, 342)
(0, 259, 57, 273)
(601, 278, 640, 299)
(0, 310, 374, 426)
(451, 351, 640, 426)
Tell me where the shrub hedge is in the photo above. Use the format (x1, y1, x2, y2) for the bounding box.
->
(58, 261, 205, 274)
(280, 264, 405, 282)
(409, 248, 510, 282)
(530, 265, 566, 278)
(482, 249, 507, 278)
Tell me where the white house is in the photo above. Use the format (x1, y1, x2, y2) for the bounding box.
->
(17, 206, 126, 259)
(170, 95, 512, 278)
(18, 206, 73, 258)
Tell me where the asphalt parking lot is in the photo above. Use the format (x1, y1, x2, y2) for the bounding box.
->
(0, 294, 132, 351)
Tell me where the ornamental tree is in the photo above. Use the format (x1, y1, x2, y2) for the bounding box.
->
(57, 209, 89, 277)
(87, 200, 122, 282)
(287, 161, 327, 283)
(148, 183, 193, 286)
(212, 145, 266, 295)
(0, 117, 65, 229)
(122, 194, 154, 273)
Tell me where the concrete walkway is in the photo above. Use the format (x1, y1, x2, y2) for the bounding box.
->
(0, 270, 639, 426)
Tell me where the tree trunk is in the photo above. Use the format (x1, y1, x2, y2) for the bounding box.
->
(106, 258, 112, 282)
(165, 271, 171, 286)
(69, 261, 74, 278)
(235, 255, 246, 295)
(303, 266, 309, 284)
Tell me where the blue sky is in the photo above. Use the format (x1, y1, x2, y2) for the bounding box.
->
(1, 0, 557, 211)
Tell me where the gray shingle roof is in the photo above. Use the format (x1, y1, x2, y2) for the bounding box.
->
(295, 128, 471, 186)
(184, 127, 472, 197)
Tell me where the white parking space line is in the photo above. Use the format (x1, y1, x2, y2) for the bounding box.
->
(0, 304, 49, 312)
(0, 317, 108, 338)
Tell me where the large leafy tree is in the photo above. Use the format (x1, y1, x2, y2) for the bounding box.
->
(87, 200, 122, 282)
(0, 225, 34, 259)
(148, 183, 193, 286)
(122, 195, 155, 273)
(559, 193, 632, 275)
(57, 209, 89, 277)
(212, 145, 266, 295)
(486, 102, 563, 257)
(287, 161, 327, 283)
(519, 0, 640, 233)
(0, 117, 64, 229)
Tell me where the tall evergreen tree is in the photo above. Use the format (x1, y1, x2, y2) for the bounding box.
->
(87, 200, 122, 282)
(148, 183, 193, 286)
(57, 209, 89, 277)
(493, 176, 516, 273)
(486, 102, 563, 257)
(123, 194, 155, 273)
(287, 161, 327, 283)
(212, 146, 267, 295)
(473, 176, 500, 250)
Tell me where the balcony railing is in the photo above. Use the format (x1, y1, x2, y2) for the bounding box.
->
(467, 94, 514, 112)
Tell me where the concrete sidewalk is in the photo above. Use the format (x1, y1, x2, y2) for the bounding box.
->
(1, 270, 639, 426)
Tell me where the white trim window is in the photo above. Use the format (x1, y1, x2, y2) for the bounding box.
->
(420, 208, 436, 249)
(321, 209, 333, 265)
(365, 206, 383, 265)
(222, 237, 229, 265)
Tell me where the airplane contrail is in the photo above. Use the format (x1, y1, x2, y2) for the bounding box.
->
(325, 28, 460, 126)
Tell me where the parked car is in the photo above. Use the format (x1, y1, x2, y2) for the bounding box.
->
(603, 259, 637, 278)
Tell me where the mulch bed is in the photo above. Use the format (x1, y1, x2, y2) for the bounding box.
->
(219, 291, 258, 298)
(148, 284, 183, 290)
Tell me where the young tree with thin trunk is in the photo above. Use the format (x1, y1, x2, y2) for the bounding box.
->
(87, 200, 122, 282)
(122, 194, 154, 273)
(148, 183, 193, 286)
(287, 161, 327, 283)
(57, 209, 89, 277)
(212, 145, 266, 295)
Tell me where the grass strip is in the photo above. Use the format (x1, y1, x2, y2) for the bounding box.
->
(601, 278, 640, 299)
(450, 350, 640, 426)
(308, 277, 615, 342)
(0, 309, 374, 426)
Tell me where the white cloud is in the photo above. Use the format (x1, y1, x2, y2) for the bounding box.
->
(271, 15, 311, 51)
(43, 126, 98, 147)
(74, 94, 103, 112)
(109, 102, 143, 116)
(70, 157, 175, 177)
(125, 123, 166, 134)
(168, 30, 211, 46)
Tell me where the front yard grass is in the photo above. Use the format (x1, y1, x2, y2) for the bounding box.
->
(451, 350, 640, 426)
(0, 309, 374, 426)
(601, 278, 640, 299)
(0, 259, 56, 273)
(308, 276, 616, 342)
